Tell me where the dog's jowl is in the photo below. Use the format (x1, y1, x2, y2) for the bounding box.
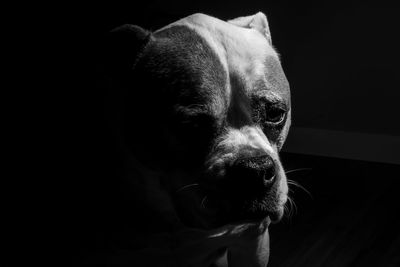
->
(107, 12, 291, 267)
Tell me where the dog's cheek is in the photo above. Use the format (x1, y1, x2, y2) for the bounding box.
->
(276, 165, 289, 205)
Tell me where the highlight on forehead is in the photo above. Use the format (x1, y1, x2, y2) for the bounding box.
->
(262, 55, 290, 101)
(233, 55, 289, 98)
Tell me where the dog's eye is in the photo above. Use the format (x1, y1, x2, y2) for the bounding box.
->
(265, 106, 286, 124)
(250, 95, 287, 126)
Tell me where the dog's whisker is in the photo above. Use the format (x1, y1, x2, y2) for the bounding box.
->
(176, 183, 200, 193)
(200, 196, 208, 209)
(287, 179, 313, 199)
(285, 167, 312, 175)
(288, 197, 294, 218)
(285, 195, 297, 219)
(284, 204, 289, 217)
(284, 197, 290, 216)
(291, 196, 298, 215)
(284, 197, 292, 219)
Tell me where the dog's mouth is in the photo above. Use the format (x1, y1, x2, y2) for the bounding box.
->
(173, 178, 285, 229)
(207, 189, 285, 227)
(216, 174, 286, 225)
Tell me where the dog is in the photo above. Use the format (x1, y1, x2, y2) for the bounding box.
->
(103, 12, 291, 267)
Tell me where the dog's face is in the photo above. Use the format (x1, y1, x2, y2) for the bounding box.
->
(108, 12, 290, 265)
(113, 13, 290, 227)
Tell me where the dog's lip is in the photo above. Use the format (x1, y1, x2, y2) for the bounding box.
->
(268, 208, 284, 223)
(230, 216, 271, 231)
(194, 194, 285, 226)
(230, 216, 271, 235)
(206, 216, 271, 238)
(173, 182, 284, 228)
(192, 197, 274, 229)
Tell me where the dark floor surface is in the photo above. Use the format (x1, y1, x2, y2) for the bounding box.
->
(268, 152, 400, 267)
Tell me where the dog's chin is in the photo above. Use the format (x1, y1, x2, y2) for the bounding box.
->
(228, 206, 283, 224)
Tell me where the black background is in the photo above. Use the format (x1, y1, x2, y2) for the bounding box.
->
(21, 1, 400, 265)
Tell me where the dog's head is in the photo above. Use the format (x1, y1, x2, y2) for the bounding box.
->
(106, 12, 290, 265)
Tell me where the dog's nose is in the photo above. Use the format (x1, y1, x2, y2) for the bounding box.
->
(223, 155, 276, 199)
(233, 155, 276, 184)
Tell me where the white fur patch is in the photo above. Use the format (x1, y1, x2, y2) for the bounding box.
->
(155, 13, 279, 107)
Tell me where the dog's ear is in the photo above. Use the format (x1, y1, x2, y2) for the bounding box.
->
(228, 12, 271, 44)
(105, 24, 152, 78)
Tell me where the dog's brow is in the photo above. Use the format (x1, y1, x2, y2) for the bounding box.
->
(252, 83, 285, 104)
